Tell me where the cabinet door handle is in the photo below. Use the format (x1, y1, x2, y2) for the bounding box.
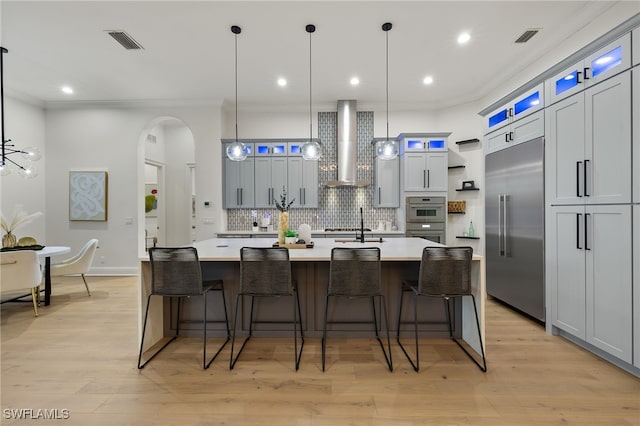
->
(576, 161, 582, 197)
(576, 70, 582, 84)
(509, 131, 514, 142)
(303, 188, 306, 205)
(508, 107, 513, 118)
(583, 67, 590, 80)
(498, 195, 503, 256)
(427, 170, 430, 188)
(503, 195, 508, 257)
(505, 133, 509, 143)
(423, 170, 426, 188)
(378, 187, 381, 203)
(576, 213, 582, 249)
(584, 213, 591, 251)
(300, 188, 303, 206)
(584, 159, 590, 197)
(237, 188, 240, 205)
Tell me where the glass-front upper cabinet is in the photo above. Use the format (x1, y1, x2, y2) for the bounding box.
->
(399, 133, 448, 153)
(254, 142, 287, 156)
(484, 84, 543, 134)
(546, 34, 631, 106)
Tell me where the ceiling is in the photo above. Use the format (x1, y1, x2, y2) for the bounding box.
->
(2, 1, 639, 110)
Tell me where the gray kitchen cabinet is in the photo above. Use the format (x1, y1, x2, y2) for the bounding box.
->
(634, 26, 640, 66)
(483, 84, 543, 136)
(374, 155, 399, 207)
(403, 152, 447, 192)
(547, 205, 586, 339)
(546, 71, 631, 206)
(545, 34, 631, 106)
(223, 157, 255, 209)
(484, 110, 543, 155)
(255, 156, 288, 208)
(634, 68, 640, 203)
(634, 206, 640, 368)
(287, 156, 318, 208)
(548, 204, 633, 363)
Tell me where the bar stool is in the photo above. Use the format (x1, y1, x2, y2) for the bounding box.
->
(322, 247, 393, 372)
(229, 247, 304, 371)
(396, 246, 486, 372)
(137, 247, 230, 369)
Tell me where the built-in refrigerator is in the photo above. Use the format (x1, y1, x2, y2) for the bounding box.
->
(485, 137, 545, 322)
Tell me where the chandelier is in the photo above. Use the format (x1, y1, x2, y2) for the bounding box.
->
(1, 47, 41, 178)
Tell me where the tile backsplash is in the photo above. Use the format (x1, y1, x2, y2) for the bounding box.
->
(227, 110, 397, 231)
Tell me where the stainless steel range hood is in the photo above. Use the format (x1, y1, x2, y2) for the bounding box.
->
(324, 100, 371, 187)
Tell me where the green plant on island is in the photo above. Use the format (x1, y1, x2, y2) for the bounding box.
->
(285, 229, 297, 238)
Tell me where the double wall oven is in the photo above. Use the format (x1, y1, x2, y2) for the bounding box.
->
(405, 196, 446, 244)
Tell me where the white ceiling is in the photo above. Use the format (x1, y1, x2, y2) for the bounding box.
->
(2, 1, 639, 110)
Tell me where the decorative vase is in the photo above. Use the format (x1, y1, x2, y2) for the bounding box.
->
(278, 211, 289, 245)
(2, 232, 17, 248)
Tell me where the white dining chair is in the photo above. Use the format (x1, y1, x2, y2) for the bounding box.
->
(0, 250, 43, 316)
(50, 239, 98, 296)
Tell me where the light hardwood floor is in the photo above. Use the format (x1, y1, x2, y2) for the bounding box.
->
(1, 276, 639, 425)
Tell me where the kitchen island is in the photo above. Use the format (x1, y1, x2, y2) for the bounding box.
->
(138, 237, 485, 357)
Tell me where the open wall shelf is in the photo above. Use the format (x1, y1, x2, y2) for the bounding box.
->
(456, 188, 480, 191)
(456, 236, 480, 240)
(448, 165, 466, 170)
(455, 138, 480, 145)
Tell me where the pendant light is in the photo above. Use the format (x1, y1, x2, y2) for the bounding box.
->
(375, 22, 399, 161)
(301, 24, 321, 161)
(226, 25, 248, 161)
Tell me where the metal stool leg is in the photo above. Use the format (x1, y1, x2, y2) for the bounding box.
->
(138, 294, 178, 369)
(448, 295, 487, 372)
(321, 293, 330, 371)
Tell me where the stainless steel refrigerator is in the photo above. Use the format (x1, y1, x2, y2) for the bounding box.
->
(485, 137, 545, 322)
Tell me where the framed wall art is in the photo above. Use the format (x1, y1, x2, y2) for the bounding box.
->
(69, 171, 108, 221)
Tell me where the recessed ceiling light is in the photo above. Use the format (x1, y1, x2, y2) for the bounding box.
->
(457, 32, 471, 45)
(423, 76, 434, 85)
(277, 78, 287, 87)
(61, 86, 74, 94)
(350, 77, 360, 86)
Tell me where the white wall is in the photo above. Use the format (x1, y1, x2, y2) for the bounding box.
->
(163, 123, 194, 246)
(0, 96, 46, 242)
(38, 103, 221, 274)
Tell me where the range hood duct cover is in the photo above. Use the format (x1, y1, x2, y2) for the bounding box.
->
(325, 100, 371, 187)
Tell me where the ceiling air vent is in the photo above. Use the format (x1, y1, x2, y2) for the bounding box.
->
(107, 31, 144, 50)
(515, 29, 539, 44)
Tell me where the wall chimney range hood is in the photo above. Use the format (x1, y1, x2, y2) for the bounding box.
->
(325, 100, 371, 187)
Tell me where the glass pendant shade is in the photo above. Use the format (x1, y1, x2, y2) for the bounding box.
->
(17, 162, 37, 178)
(376, 139, 398, 160)
(226, 141, 248, 161)
(20, 146, 41, 161)
(301, 140, 320, 160)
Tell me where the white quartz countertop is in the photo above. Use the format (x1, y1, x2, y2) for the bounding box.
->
(181, 237, 482, 262)
(216, 230, 406, 236)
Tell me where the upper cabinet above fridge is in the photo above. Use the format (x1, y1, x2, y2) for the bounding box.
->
(483, 84, 544, 136)
(545, 34, 631, 106)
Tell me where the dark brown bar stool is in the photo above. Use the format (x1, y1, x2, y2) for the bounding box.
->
(229, 247, 304, 371)
(138, 247, 230, 369)
(322, 247, 393, 372)
(397, 246, 486, 372)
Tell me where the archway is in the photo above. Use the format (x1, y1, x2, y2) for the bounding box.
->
(137, 116, 195, 255)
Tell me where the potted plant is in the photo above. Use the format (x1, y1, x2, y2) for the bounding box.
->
(284, 229, 297, 245)
(274, 187, 295, 245)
